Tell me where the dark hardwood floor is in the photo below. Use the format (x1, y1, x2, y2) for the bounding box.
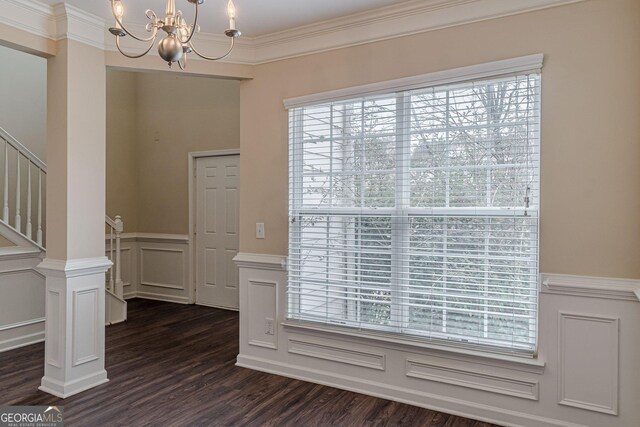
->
(0, 299, 497, 427)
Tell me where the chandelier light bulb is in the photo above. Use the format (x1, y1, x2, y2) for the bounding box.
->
(227, 0, 236, 30)
(114, 1, 124, 19)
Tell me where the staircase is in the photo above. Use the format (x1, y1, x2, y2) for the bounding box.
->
(0, 126, 127, 325)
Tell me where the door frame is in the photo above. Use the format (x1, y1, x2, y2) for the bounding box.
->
(188, 149, 240, 305)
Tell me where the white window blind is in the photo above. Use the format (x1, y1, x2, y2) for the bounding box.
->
(287, 72, 540, 355)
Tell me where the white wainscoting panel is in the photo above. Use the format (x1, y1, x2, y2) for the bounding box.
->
(0, 253, 45, 353)
(289, 335, 386, 371)
(140, 247, 186, 290)
(247, 279, 278, 350)
(406, 356, 539, 400)
(235, 254, 640, 427)
(106, 235, 190, 304)
(558, 312, 619, 415)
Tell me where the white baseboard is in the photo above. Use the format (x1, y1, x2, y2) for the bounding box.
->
(236, 354, 585, 427)
(0, 330, 45, 352)
(135, 291, 189, 305)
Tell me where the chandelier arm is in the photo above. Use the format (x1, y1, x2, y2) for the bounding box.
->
(177, 54, 187, 70)
(115, 36, 156, 59)
(179, 1, 198, 45)
(189, 37, 235, 61)
(111, 0, 159, 42)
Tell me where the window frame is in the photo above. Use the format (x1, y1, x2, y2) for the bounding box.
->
(286, 55, 543, 358)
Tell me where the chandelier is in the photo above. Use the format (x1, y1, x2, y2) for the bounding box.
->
(108, 0, 241, 69)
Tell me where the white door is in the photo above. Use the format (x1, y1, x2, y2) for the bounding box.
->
(195, 155, 240, 309)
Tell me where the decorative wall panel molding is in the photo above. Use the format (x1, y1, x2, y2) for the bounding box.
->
(45, 288, 61, 367)
(139, 247, 186, 290)
(406, 356, 539, 400)
(288, 336, 386, 371)
(558, 312, 619, 415)
(247, 280, 278, 350)
(72, 288, 100, 366)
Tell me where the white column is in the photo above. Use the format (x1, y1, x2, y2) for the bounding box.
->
(39, 32, 110, 398)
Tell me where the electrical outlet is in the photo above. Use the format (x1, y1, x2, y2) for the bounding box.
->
(264, 318, 274, 336)
(256, 223, 265, 239)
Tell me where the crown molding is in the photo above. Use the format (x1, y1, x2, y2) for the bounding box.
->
(52, 3, 105, 50)
(1, 0, 585, 65)
(0, 0, 55, 39)
(247, 0, 585, 64)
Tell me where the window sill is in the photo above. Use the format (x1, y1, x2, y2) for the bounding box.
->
(281, 321, 546, 374)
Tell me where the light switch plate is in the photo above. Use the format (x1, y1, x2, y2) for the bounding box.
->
(256, 223, 265, 239)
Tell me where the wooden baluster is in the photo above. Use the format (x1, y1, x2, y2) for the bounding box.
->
(26, 162, 32, 239)
(37, 172, 42, 246)
(15, 154, 20, 232)
(3, 144, 8, 223)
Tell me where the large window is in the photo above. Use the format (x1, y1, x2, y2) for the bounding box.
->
(287, 68, 540, 355)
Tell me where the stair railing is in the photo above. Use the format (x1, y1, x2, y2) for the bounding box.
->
(105, 215, 124, 298)
(0, 127, 46, 247)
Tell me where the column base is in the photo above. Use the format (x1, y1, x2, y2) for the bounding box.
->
(37, 257, 112, 399)
(39, 370, 109, 399)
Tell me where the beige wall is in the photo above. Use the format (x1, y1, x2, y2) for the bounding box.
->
(106, 71, 240, 235)
(0, 45, 47, 160)
(239, 0, 640, 279)
(106, 70, 138, 231)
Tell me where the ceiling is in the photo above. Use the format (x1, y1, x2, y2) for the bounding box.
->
(39, 0, 410, 38)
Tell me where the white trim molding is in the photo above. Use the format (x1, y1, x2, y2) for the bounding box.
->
(0, 246, 43, 261)
(52, 3, 105, 49)
(0, 0, 583, 65)
(541, 273, 640, 302)
(107, 232, 189, 244)
(0, 318, 45, 353)
(288, 336, 386, 371)
(251, 0, 578, 65)
(233, 252, 287, 271)
(0, 0, 55, 40)
(405, 356, 540, 401)
(284, 54, 543, 109)
(38, 257, 112, 278)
